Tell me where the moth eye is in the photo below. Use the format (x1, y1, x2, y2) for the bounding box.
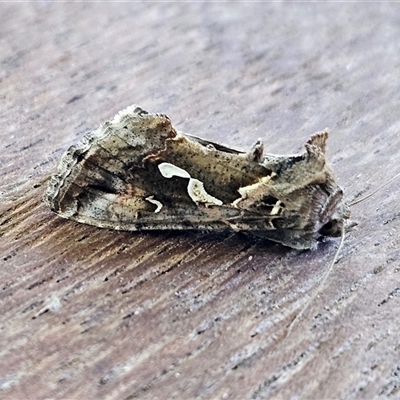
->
(319, 220, 339, 236)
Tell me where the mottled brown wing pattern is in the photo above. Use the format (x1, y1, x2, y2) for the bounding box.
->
(46, 105, 350, 249)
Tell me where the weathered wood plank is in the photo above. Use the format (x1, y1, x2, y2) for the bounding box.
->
(1, 3, 400, 399)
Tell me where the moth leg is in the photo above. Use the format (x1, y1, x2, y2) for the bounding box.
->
(254, 229, 318, 250)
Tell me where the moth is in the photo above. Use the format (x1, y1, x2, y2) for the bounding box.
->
(46, 105, 351, 249)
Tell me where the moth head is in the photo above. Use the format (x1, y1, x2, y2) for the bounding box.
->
(318, 219, 341, 237)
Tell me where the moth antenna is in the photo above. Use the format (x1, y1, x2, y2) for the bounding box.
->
(284, 225, 345, 338)
(348, 170, 400, 207)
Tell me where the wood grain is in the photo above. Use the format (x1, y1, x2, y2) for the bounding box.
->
(1, 4, 400, 399)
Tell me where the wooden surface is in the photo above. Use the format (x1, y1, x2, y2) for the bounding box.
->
(1, 4, 400, 399)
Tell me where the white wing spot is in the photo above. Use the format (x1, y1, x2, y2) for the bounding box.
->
(158, 162, 223, 206)
(158, 162, 191, 179)
(146, 196, 163, 213)
(270, 200, 282, 215)
(187, 179, 223, 206)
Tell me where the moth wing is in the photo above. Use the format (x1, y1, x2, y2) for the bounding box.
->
(45, 105, 266, 231)
(46, 105, 181, 229)
(181, 133, 245, 155)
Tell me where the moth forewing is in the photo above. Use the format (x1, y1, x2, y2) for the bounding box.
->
(46, 105, 350, 249)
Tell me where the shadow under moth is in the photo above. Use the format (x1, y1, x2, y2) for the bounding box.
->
(46, 105, 351, 250)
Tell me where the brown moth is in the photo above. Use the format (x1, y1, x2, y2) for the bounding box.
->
(46, 105, 350, 249)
